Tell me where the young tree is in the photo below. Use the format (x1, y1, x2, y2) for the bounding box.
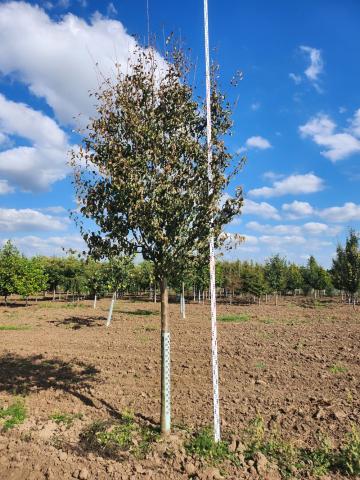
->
(44, 257, 65, 301)
(286, 263, 303, 295)
(302, 255, 332, 297)
(84, 257, 105, 308)
(70, 45, 243, 434)
(0, 241, 22, 305)
(331, 229, 360, 306)
(16, 257, 48, 306)
(105, 255, 135, 326)
(264, 254, 287, 305)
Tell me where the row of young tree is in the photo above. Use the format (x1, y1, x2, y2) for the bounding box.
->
(0, 230, 359, 305)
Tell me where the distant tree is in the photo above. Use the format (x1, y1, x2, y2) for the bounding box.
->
(264, 254, 287, 304)
(70, 44, 243, 434)
(44, 257, 65, 300)
(331, 229, 360, 305)
(302, 256, 332, 297)
(242, 263, 267, 303)
(61, 255, 86, 300)
(16, 257, 48, 306)
(286, 263, 303, 294)
(84, 257, 105, 308)
(0, 241, 22, 305)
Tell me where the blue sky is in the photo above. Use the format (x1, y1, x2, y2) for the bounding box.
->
(0, 0, 359, 266)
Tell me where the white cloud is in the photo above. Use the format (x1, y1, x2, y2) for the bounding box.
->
(246, 220, 341, 237)
(249, 173, 324, 198)
(350, 108, 360, 137)
(251, 102, 261, 111)
(245, 136, 272, 150)
(0, 94, 69, 191)
(262, 171, 284, 181)
(0, 208, 69, 232)
(289, 73, 301, 85)
(242, 199, 280, 220)
(282, 200, 314, 219)
(0, 180, 14, 195)
(259, 235, 306, 246)
(302, 222, 341, 236)
(319, 202, 360, 223)
(106, 2, 117, 17)
(2, 234, 85, 257)
(300, 45, 324, 90)
(299, 112, 360, 162)
(41, 206, 67, 214)
(0, 2, 166, 126)
(0, 132, 9, 145)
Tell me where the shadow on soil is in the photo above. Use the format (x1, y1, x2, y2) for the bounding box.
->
(0, 353, 158, 426)
(118, 309, 156, 316)
(48, 316, 105, 329)
(0, 353, 99, 407)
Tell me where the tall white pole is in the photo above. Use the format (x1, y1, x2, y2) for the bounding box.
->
(203, 0, 221, 443)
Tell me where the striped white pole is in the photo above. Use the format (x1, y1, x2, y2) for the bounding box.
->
(203, 0, 221, 443)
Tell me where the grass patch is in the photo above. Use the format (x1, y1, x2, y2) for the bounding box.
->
(218, 314, 250, 323)
(260, 318, 275, 324)
(185, 427, 239, 465)
(50, 412, 83, 428)
(0, 325, 30, 331)
(242, 416, 360, 478)
(80, 411, 159, 459)
(329, 363, 348, 374)
(255, 361, 266, 370)
(0, 399, 26, 431)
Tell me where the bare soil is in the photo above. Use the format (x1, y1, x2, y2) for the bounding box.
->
(0, 296, 359, 479)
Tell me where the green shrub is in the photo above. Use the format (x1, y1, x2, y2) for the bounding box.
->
(0, 399, 26, 431)
(186, 427, 239, 465)
(218, 314, 250, 323)
(337, 426, 360, 475)
(50, 412, 83, 428)
(81, 411, 158, 459)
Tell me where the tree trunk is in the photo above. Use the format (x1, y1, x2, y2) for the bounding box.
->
(52, 289, 56, 302)
(160, 277, 171, 435)
(106, 292, 116, 327)
(275, 293, 278, 306)
(154, 285, 157, 304)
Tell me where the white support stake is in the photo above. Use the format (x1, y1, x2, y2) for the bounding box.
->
(106, 292, 116, 327)
(182, 282, 186, 319)
(203, 0, 221, 443)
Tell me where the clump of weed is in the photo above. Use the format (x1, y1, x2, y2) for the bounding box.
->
(336, 425, 360, 475)
(299, 435, 333, 477)
(0, 325, 30, 331)
(329, 363, 347, 374)
(185, 427, 239, 466)
(50, 412, 83, 428)
(218, 314, 250, 323)
(242, 416, 360, 478)
(0, 399, 26, 431)
(81, 411, 158, 459)
(255, 361, 266, 370)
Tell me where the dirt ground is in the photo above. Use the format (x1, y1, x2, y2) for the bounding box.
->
(0, 295, 359, 480)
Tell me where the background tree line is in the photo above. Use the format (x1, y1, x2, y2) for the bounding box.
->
(0, 230, 359, 306)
